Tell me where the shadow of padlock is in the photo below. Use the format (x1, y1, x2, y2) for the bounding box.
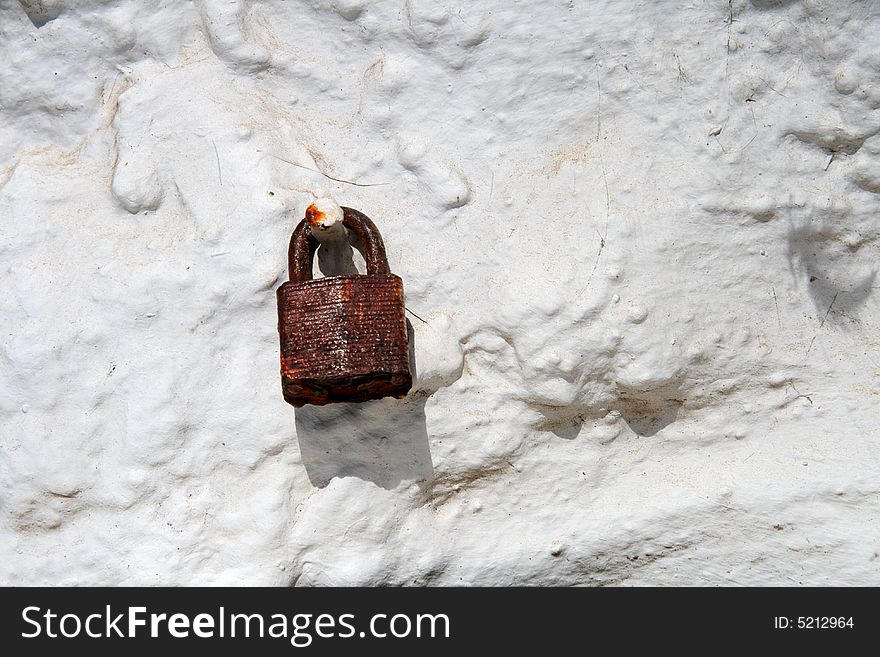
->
(276, 207, 413, 407)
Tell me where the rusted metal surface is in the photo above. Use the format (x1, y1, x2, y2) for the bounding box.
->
(276, 207, 412, 407)
(304, 203, 326, 228)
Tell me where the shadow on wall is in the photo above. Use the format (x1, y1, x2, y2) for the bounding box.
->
(294, 388, 432, 490)
(292, 225, 432, 489)
(530, 380, 683, 440)
(19, 1, 62, 28)
(749, 0, 802, 9)
(786, 219, 877, 323)
(616, 390, 683, 437)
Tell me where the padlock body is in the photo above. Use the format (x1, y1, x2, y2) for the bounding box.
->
(277, 274, 412, 407)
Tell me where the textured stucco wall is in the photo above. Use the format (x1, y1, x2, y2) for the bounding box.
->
(1, 0, 879, 585)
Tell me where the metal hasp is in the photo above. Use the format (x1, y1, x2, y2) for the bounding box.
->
(276, 206, 412, 407)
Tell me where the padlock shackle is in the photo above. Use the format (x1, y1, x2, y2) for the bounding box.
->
(287, 206, 392, 283)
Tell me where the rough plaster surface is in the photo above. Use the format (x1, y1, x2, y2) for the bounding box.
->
(1, 0, 879, 585)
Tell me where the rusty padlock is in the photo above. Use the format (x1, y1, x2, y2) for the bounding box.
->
(276, 205, 412, 407)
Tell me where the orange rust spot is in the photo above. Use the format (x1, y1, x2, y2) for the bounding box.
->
(305, 203, 326, 227)
(339, 278, 353, 303)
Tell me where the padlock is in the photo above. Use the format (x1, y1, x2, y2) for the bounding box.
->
(276, 206, 412, 407)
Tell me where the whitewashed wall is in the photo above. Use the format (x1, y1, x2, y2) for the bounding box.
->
(2, 0, 879, 585)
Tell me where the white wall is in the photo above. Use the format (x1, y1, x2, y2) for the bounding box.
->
(1, 0, 879, 585)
